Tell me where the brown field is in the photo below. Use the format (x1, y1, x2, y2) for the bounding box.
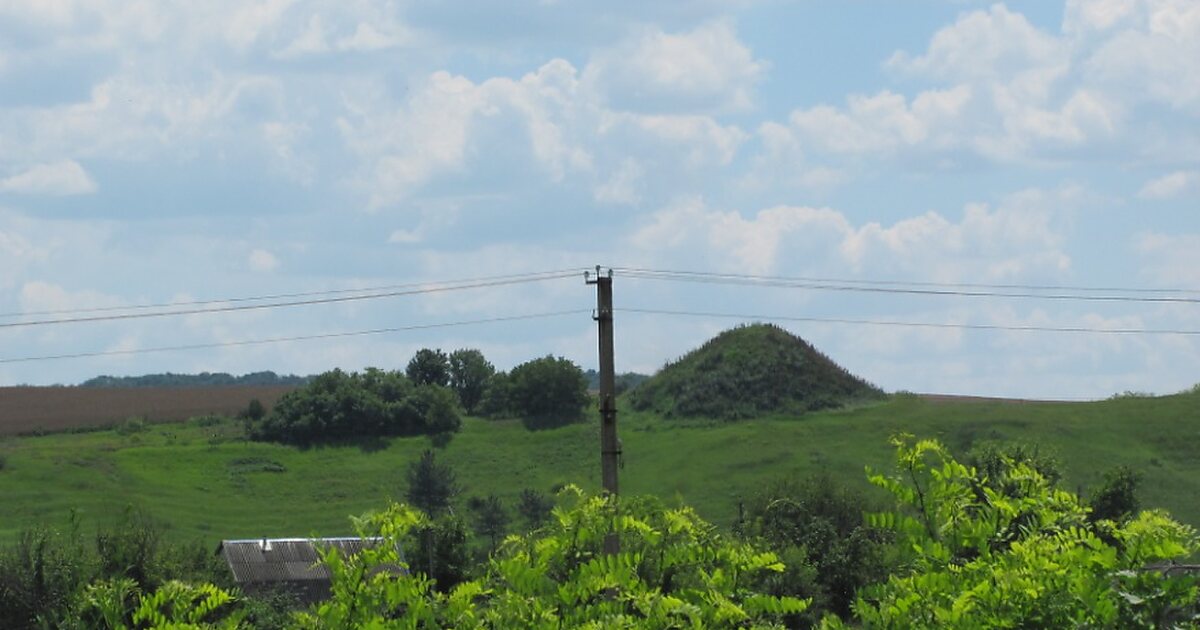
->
(0, 385, 297, 436)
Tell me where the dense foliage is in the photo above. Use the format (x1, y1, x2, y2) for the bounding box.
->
(406, 349, 451, 387)
(249, 368, 460, 446)
(0, 510, 233, 630)
(405, 449, 461, 516)
(481, 356, 590, 428)
(80, 371, 310, 388)
(297, 488, 808, 628)
(448, 349, 495, 414)
(739, 475, 894, 624)
(826, 435, 1200, 628)
(630, 324, 884, 420)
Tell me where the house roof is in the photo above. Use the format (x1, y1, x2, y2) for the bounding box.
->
(217, 537, 384, 584)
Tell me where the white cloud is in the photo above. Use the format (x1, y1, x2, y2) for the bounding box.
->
(0, 160, 97, 195)
(1138, 170, 1197, 199)
(18, 280, 124, 314)
(630, 188, 1074, 280)
(248, 248, 279, 272)
(888, 4, 1068, 82)
(594, 158, 644, 205)
(1137, 232, 1200, 285)
(583, 20, 765, 113)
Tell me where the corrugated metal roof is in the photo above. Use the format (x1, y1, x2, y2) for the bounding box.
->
(217, 537, 385, 584)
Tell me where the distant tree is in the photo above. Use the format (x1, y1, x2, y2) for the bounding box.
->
(406, 349, 450, 387)
(1089, 465, 1141, 523)
(447, 349, 495, 414)
(241, 399, 265, 422)
(411, 386, 462, 435)
(248, 368, 460, 446)
(476, 372, 512, 419)
(405, 450, 460, 516)
(467, 495, 509, 553)
(516, 488, 553, 530)
(507, 356, 590, 428)
(406, 514, 471, 593)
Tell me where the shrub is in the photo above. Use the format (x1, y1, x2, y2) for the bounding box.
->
(250, 368, 461, 446)
(115, 417, 147, 436)
(827, 435, 1200, 629)
(295, 489, 808, 628)
(506, 355, 589, 428)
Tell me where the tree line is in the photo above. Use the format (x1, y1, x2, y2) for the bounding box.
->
(246, 348, 591, 446)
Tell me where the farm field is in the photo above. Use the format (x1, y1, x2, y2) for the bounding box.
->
(0, 389, 1197, 545)
(0, 385, 297, 436)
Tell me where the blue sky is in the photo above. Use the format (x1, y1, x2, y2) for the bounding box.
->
(1, 0, 1198, 398)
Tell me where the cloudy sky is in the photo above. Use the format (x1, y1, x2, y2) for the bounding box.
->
(1, 0, 1198, 398)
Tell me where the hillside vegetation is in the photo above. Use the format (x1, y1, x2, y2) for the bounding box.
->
(629, 323, 884, 419)
(2, 390, 1199, 544)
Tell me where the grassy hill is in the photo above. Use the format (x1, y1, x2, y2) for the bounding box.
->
(629, 323, 885, 419)
(1, 389, 1198, 544)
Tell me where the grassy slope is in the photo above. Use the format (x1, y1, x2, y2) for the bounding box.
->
(0, 391, 1198, 543)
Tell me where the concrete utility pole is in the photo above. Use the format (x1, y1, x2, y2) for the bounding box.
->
(586, 266, 620, 554)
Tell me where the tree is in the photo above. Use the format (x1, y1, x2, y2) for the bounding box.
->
(406, 514, 471, 593)
(740, 474, 892, 623)
(824, 435, 1200, 629)
(248, 368, 460, 445)
(405, 450, 460, 516)
(1089, 464, 1141, 523)
(466, 495, 509, 553)
(448, 349, 495, 414)
(406, 348, 451, 387)
(515, 488, 553, 531)
(476, 372, 512, 419)
(296, 490, 808, 628)
(507, 355, 589, 428)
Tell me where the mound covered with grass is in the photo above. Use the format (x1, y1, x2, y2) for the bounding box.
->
(629, 323, 884, 420)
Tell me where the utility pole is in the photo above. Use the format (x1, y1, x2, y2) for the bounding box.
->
(586, 266, 620, 554)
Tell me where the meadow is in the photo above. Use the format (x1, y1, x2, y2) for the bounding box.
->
(1, 388, 1198, 545)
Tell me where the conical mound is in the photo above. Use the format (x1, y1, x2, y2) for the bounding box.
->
(628, 323, 883, 420)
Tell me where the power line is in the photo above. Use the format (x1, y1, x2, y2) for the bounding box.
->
(0, 268, 587, 319)
(618, 307, 1200, 336)
(0, 309, 592, 364)
(0, 272, 581, 330)
(614, 267, 1200, 304)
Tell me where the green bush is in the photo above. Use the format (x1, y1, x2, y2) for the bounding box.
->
(825, 435, 1200, 629)
(295, 488, 808, 628)
(249, 368, 461, 446)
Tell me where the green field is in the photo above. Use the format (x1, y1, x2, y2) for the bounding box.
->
(1, 390, 1198, 544)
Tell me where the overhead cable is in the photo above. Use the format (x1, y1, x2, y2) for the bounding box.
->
(0, 271, 581, 330)
(614, 268, 1200, 304)
(0, 309, 592, 364)
(618, 307, 1200, 336)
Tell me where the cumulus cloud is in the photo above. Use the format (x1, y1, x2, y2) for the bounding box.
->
(582, 20, 765, 113)
(630, 188, 1074, 280)
(887, 4, 1068, 82)
(0, 160, 97, 195)
(1138, 170, 1197, 199)
(248, 248, 279, 272)
(1137, 232, 1200, 285)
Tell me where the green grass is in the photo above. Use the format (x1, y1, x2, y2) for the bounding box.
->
(0, 390, 1198, 545)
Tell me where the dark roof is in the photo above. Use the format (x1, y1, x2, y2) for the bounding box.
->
(217, 537, 384, 584)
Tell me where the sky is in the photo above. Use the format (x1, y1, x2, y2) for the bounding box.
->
(1, 0, 1198, 399)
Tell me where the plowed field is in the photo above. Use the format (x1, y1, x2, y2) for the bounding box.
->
(0, 385, 296, 435)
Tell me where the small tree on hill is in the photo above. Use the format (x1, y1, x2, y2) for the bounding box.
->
(507, 355, 589, 428)
(405, 450, 460, 516)
(516, 488, 553, 530)
(448, 349, 495, 414)
(466, 495, 509, 554)
(406, 348, 450, 387)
